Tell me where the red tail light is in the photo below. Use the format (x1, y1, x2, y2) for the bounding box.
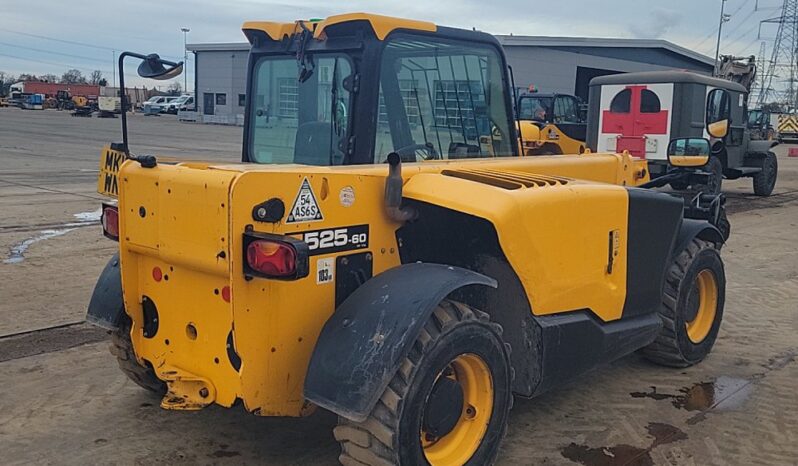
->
(242, 233, 309, 280)
(101, 203, 119, 241)
(247, 241, 296, 276)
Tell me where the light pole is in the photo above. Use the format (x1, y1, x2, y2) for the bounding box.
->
(180, 27, 190, 93)
(714, 0, 731, 76)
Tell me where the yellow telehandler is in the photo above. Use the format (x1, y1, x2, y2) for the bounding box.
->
(88, 13, 728, 465)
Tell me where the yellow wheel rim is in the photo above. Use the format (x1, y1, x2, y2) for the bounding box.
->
(421, 354, 494, 466)
(686, 269, 718, 343)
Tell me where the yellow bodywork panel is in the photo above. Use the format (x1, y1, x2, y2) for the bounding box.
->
(241, 21, 303, 41)
(242, 13, 436, 44)
(403, 174, 628, 319)
(518, 120, 585, 155)
(118, 162, 241, 408)
(313, 12, 436, 40)
(115, 151, 646, 416)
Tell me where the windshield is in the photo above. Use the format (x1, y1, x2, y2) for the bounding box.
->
(747, 109, 762, 126)
(249, 55, 353, 165)
(518, 96, 552, 121)
(374, 35, 514, 161)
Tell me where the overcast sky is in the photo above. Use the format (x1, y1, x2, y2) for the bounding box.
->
(0, 0, 784, 90)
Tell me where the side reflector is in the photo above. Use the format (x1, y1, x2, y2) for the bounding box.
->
(242, 232, 309, 280)
(101, 203, 119, 241)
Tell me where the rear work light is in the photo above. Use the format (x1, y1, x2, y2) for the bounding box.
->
(242, 232, 309, 280)
(101, 203, 119, 241)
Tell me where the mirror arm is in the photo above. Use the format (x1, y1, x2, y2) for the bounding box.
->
(117, 52, 183, 155)
(118, 52, 131, 155)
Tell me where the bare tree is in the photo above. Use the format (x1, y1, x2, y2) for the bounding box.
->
(0, 71, 16, 95)
(40, 73, 59, 83)
(167, 81, 182, 96)
(61, 69, 87, 84)
(89, 70, 104, 85)
(18, 73, 38, 81)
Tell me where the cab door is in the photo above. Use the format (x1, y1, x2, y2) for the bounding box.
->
(552, 95, 587, 141)
(597, 84, 672, 159)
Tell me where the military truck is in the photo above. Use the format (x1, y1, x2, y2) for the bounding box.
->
(588, 71, 779, 196)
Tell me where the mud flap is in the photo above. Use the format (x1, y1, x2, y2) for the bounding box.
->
(85, 253, 125, 331)
(303, 263, 497, 422)
(672, 219, 725, 258)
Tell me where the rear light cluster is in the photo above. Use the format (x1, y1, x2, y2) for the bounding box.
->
(243, 232, 309, 280)
(101, 203, 119, 241)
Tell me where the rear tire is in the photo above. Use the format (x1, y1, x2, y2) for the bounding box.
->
(110, 313, 167, 394)
(334, 300, 513, 466)
(753, 151, 778, 197)
(642, 239, 725, 368)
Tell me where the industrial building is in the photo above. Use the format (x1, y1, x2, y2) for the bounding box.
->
(187, 35, 713, 124)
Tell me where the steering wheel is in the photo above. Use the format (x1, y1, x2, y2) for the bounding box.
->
(394, 142, 438, 161)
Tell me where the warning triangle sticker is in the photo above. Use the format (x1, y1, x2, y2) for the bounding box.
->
(286, 177, 323, 223)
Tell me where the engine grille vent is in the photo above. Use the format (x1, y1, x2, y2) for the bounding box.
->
(441, 168, 570, 190)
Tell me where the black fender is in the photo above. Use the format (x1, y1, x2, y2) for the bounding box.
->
(303, 263, 497, 422)
(85, 253, 125, 331)
(747, 140, 779, 156)
(671, 219, 724, 259)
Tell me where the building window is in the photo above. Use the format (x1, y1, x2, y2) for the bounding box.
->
(238, 94, 246, 106)
(278, 78, 298, 119)
(433, 80, 485, 136)
(216, 93, 227, 105)
(610, 89, 631, 113)
(640, 89, 661, 113)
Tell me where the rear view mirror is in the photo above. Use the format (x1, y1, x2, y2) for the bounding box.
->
(668, 138, 710, 167)
(706, 89, 731, 138)
(137, 54, 183, 80)
(707, 119, 729, 139)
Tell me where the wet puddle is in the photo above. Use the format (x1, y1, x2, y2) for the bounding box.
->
(631, 376, 753, 413)
(561, 422, 687, 466)
(3, 208, 101, 264)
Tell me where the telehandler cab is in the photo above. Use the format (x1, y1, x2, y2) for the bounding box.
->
(88, 13, 728, 465)
(517, 90, 587, 155)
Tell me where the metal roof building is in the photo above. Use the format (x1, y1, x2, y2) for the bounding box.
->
(187, 36, 713, 124)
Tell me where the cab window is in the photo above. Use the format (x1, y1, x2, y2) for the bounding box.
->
(553, 96, 579, 123)
(610, 89, 631, 113)
(375, 35, 514, 162)
(640, 89, 661, 113)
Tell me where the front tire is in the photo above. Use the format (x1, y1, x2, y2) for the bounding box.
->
(753, 151, 778, 197)
(642, 239, 725, 367)
(334, 300, 512, 466)
(110, 313, 167, 394)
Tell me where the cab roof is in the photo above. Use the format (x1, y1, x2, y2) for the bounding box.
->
(241, 12, 436, 43)
(589, 70, 748, 93)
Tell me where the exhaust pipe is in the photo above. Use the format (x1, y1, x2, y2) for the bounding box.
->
(384, 152, 418, 222)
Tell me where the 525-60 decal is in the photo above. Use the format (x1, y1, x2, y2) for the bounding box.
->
(296, 225, 369, 256)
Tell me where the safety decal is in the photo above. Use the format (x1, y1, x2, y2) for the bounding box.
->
(286, 177, 323, 223)
(316, 258, 335, 284)
(339, 186, 355, 207)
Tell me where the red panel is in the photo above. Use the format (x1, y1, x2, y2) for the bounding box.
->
(601, 85, 669, 138)
(617, 136, 647, 158)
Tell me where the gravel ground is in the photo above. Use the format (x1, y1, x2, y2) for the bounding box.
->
(0, 107, 796, 465)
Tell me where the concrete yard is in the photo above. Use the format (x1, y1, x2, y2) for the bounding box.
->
(0, 107, 796, 465)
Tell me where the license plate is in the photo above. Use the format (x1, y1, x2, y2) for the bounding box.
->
(97, 145, 126, 197)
